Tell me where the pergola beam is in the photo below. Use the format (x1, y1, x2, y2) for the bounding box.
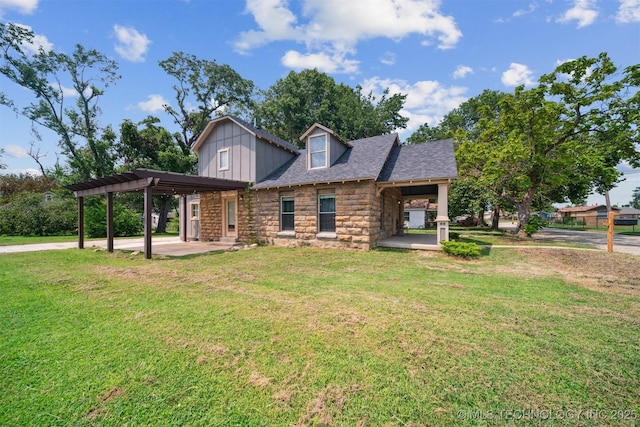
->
(72, 177, 157, 197)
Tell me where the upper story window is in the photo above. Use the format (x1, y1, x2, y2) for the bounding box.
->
(309, 134, 327, 169)
(218, 148, 230, 171)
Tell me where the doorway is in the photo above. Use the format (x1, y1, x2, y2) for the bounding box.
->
(221, 191, 237, 239)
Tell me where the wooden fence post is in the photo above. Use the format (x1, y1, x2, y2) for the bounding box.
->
(607, 211, 615, 253)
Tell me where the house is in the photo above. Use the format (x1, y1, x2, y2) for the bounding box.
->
(65, 115, 457, 257)
(557, 205, 620, 227)
(403, 199, 437, 229)
(618, 207, 640, 219)
(183, 115, 458, 250)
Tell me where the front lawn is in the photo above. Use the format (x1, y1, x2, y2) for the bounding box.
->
(1, 247, 638, 425)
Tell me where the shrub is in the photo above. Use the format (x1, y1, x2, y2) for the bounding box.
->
(0, 192, 77, 236)
(441, 240, 481, 258)
(449, 231, 460, 241)
(523, 215, 546, 237)
(85, 198, 143, 238)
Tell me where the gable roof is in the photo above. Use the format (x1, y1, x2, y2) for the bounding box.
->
(192, 115, 300, 154)
(253, 133, 399, 189)
(299, 123, 351, 147)
(378, 139, 458, 182)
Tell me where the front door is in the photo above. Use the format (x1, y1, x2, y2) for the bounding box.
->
(222, 192, 237, 238)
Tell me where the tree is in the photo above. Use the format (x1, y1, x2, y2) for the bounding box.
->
(407, 90, 505, 228)
(0, 148, 5, 169)
(158, 52, 255, 157)
(117, 116, 197, 232)
(0, 173, 57, 204)
(458, 53, 640, 235)
(631, 187, 640, 209)
(0, 22, 120, 182)
(256, 69, 408, 146)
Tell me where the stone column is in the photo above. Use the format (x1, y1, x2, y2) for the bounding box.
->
(436, 182, 450, 244)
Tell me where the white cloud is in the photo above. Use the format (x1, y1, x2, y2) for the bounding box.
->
(557, 0, 598, 28)
(380, 51, 396, 66)
(453, 65, 473, 79)
(0, 0, 38, 16)
(3, 167, 41, 175)
(361, 76, 468, 135)
(501, 63, 535, 87)
(137, 94, 169, 113)
(4, 144, 29, 158)
(12, 23, 53, 54)
(281, 49, 359, 74)
(113, 24, 151, 63)
(617, 0, 640, 23)
(235, 0, 462, 74)
(513, 2, 539, 18)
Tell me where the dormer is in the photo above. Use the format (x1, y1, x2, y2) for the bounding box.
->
(300, 124, 352, 170)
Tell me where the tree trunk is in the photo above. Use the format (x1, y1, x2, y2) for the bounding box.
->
(478, 207, 488, 227)
(155, 196, 172, 234)
(491, 205, 501, 230)
(605, 189, 611, 212)
(515, 204, 529, 236)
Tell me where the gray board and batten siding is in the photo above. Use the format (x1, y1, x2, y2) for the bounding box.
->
(197, 120, 297, 183)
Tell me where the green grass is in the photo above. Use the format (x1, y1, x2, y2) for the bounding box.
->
(1, 247, 639, 425)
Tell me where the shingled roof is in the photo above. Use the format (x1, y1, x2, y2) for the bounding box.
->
(253, 133, 399, 189)
(378, 139, 458, 182)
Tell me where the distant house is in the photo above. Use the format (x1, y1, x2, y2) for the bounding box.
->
(557, 205, 620, 227)
(618, 207, 640, 219)
(403, 199, 437, 228)
(185, 116, 458, 249)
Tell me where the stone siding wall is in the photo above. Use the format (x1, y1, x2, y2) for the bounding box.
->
(199, 192, 221, 241)
(253, 181, 393, 250)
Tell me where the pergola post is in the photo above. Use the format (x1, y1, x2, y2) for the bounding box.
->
(181, 195, 188, 242)
(144, 184, 153, 259)
(78, 196, 84, 249)
(106, 191, 114, 252)
(436, 182, 450, 244)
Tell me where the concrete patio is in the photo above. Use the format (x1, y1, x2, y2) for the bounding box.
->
(0, 236, 239, 257)
(377, 233, 440, 250)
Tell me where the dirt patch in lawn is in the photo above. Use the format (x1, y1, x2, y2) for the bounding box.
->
(514, 248, 640, 296)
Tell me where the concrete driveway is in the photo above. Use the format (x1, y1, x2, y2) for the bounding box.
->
(534, 228, 640, 256)
(0, 236, 236, 256)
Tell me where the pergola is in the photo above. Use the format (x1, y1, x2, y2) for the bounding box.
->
(65, 169, 248, 259)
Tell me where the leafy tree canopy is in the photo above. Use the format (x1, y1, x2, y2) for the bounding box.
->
(158, 52, 255, 153)
(0, 22, 120, 182)
(457, 53, 639, 234)
(256, 69, 408, 146)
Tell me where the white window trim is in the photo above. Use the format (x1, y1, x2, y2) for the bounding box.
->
(189, 202, 200, 220)
(308, 133, 328, 170)
(218, 148, 230, 171)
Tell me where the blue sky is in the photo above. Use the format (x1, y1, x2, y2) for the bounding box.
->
(1, 0, 639, 205)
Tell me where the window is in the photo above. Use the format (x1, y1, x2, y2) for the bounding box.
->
(318, 194, 336, 232)
(404, 211, 410, 222)
(309, 134, 327, 169)
(280, 196, 294, 231)
(218, 148, 229, 171)
(190, 202, 200, 220)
